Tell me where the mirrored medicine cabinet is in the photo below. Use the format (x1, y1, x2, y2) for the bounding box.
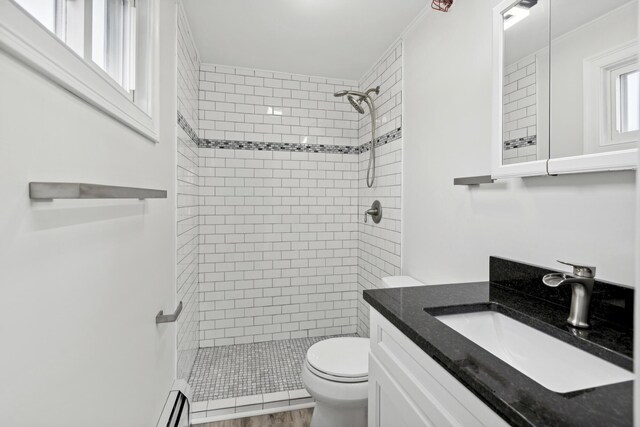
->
(492, 0, 639, 178)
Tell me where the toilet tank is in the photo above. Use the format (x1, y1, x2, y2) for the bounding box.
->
(381, 276, 426, 288)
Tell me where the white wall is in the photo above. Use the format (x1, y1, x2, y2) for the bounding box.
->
(402, 1, 636, 286)
(0, 1, 177, 425)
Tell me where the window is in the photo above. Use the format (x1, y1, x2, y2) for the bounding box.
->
(607, 61, 639, 145)
(613, 68, 639, 137)
(1, 0, 157, 140)
(12, 0, 57, 33)
(583, 42, 638, 155)
(14, 0, 138, 97)
(92, 0, 136, 93)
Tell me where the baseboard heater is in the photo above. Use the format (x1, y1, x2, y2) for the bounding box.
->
(157, 380, 191, 427)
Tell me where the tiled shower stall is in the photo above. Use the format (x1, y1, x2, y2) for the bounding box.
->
(197, 67, 361, 346)
(175, 0, 403, 412)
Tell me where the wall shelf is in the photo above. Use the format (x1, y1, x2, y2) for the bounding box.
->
(29, 182, 167, 200)
(453, 175, 496, 186)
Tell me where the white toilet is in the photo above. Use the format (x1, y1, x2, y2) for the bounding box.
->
(302, 276, 425, 427)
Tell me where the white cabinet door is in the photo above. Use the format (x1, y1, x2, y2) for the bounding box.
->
(369, 308, 510, 427)
(369, 353, 435, 427)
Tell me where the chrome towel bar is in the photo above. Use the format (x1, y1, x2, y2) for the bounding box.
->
(29, 182, 167, 200)
(156, 301, 183, 324)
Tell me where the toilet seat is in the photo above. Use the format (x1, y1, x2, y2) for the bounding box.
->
(305, 337, 369, 383)
(305, 359, 368, 383)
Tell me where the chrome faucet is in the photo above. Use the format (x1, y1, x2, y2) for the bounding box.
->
(542, 260, 596, 328)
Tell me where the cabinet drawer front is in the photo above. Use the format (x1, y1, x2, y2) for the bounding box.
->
(370, 308, 509, 427)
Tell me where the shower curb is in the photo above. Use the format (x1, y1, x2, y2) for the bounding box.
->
(191, 388, 314, 420)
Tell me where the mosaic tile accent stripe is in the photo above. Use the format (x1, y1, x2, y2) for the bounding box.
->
(360, 127, 402, 154)
(199, 138, 360, 154)
(177, 111, 401, 155)
(177, 111, 199, 146)
(504, 135, 537, 151)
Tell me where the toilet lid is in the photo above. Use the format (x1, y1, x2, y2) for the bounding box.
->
(306, 337, 369, 379)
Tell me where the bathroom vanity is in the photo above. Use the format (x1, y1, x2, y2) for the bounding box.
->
(363, 257, 634, 427)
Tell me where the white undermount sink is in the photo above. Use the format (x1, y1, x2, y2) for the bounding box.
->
(436, 311, 634, 393)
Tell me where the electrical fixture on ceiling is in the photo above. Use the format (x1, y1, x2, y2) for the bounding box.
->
(504, 0, 538, 30)
(432, 0, 453, 12)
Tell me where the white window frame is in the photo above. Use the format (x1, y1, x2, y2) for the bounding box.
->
(0, 0, 159, 142)
(583, 41, 638, 155)
(610, 65, 639, 144)
(91, 0, 136, 96)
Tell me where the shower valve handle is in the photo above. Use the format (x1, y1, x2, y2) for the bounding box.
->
(364, 200, 382, 224)
(364, 208, 378, 223)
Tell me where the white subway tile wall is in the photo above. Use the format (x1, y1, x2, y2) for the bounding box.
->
(503, 54, 538, 165)
(358, 41, 403, 147)
(178, 3, 199, 131)
(357, 40, 403, 337)
(197, 65, 360, 146)
(198, 147, 359, 346)
(176, 1, 200, 379)
(193, 43, 403, 346)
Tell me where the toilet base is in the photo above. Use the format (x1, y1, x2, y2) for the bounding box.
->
(310, 402, 367, 427)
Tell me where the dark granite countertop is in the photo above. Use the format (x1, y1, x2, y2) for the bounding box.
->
(363, 258, 634, 427)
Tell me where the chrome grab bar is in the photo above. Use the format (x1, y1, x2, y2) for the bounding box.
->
(29, 182, 167, 200)
(156, 301, 183, 324)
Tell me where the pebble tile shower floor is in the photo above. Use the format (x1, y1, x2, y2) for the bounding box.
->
(189, 336, 354, 402)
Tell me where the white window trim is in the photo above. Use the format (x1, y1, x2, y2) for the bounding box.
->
(0, 0, 159, 142)
(610, 64, 639, 144)
(583, 40, 638, 155)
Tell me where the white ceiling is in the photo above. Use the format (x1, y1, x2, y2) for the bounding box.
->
(182, 0, 429, 80)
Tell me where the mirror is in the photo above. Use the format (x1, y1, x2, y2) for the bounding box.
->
(550, 0, 638, 159)
(501, 0, 549, 166)
(493, 0, 638, 177)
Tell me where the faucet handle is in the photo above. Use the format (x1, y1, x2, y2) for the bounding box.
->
(557, 260, 596, 278)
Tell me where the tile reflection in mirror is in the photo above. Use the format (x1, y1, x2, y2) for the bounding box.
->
(502, 0, 550, 166)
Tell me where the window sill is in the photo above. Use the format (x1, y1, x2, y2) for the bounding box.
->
(0, 0, 158, 142)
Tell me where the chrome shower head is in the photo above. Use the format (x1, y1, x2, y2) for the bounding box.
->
(347, 94, 365, 114)
(334, 85, 380, 187)
(334, 87, 377, 114)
